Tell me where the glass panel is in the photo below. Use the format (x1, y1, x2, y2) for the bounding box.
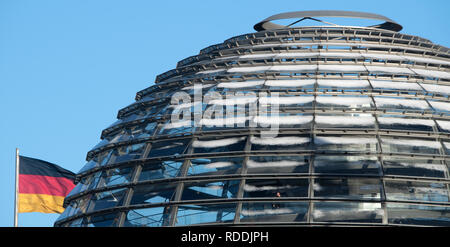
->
(147, 139, 190, 158)
(67, 172, 102, 197)
(437, 120, 450, 133)
(314, 135, 378, 153)
(378, 116, 434, 132)
(383, 157, 447, 178)
(313, 155, 381, 175)
(130, 183, 178, 205)
(96, 166, 134, 189)
(188, 157, 243, 176)
(315, 95, 372, 109)
(175, 203, 236, 226)
(252, 113, 313, 128)
(240, 202, 309, 223)
(315, 114, 375, 129)
(65, 218, 85, 227)
(86, 188, 128, 213)
(370, 80, 421, 91)
(381, 137, 441, 155)
(181, 180, 240, 201)
(247, 155, 309, 174)
(317, 79, 370, 89)
(312, 202, 384, 223)
(124, 207, 172, 227)
(78, 150, 112, 173)
(158, 120, 195, 136)
(374, 97, 429, 111)
(108, 143, 146, 164)
(313, 178, 382, 200)
(385, 180, 449, 202)
(250, 136, 310, 151)
(429, 100, 450, 114)
(193, 136, 247, 154)
(57, 195, 91, 221)
(387, 203, 450, 226)
(244, 179, 309, 198)
(86, 213, 119, 227)
(139, 160, 183, 180)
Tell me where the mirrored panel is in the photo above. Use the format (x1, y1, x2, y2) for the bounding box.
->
(312, 202, 384, 223)
(250, 135, 310, 151)
(313, 155, 381, 175)
(124, 206, 172, 227)
(247, 155, 309, 174)
(130, 182, 178, 205)
(96, 166, 134, 189)
(147, 139, 190, 158)
(85, 213, 120, 227)
(385, 180, 449, 202)
(193, 136, 247, 154)
(387, 203, 450, 226)
(85, 188, 128, 213)
(382, 157, 447, 178)
(108, 143, 146, 164)
(240, 202, 309, 223)
(139, 160, 184, 181)
(188, 157, 243, 176)
(175, 203, 236, 226)
(244, 179, 309, 198)
(313, 178, 382, 200)
(181, 180, 240, 201)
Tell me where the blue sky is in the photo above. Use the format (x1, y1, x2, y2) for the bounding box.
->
(0, 0, 448, 227)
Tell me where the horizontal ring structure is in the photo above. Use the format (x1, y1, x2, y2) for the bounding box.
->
(253, 10, 403, 32)
(56, 15, 450, 227)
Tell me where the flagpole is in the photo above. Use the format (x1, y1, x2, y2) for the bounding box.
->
(14, 148, 19, 227)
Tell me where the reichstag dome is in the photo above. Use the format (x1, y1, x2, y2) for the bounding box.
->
(55, 11, 450, 226)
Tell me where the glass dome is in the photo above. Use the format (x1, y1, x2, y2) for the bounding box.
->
(55, 11, 450, 227)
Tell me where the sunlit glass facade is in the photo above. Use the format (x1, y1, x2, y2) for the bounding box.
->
(55, 11, 450, 227)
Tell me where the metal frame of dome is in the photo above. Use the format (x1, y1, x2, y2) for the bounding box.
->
(253, 10, 403, 32)
(54, 11, 450, 227)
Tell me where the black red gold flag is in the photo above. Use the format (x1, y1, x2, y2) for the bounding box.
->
(18, 156, 75, 214)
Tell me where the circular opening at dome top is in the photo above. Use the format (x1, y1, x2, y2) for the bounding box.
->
(254, 10, 403, 32)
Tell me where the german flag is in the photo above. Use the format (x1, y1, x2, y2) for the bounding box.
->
(18, 156, 75, 214)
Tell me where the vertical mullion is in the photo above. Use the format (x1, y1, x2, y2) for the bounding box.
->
(233, 133, 252, 224)
(168, 137, 196, 226)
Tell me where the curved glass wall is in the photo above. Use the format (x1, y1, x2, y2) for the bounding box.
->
(56, 23, 450, 227)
